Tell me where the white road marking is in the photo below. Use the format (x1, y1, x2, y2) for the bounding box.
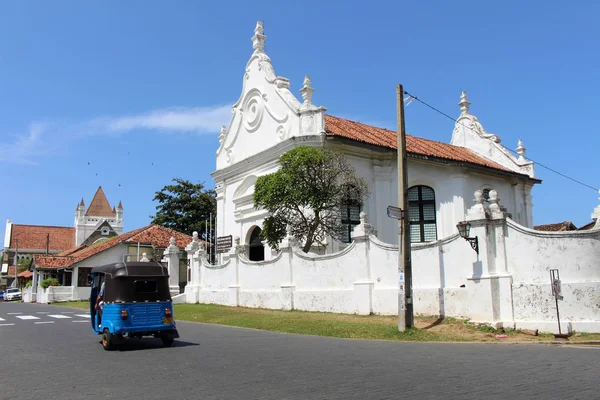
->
(16, 315, 40, 320)
(47, 314, 72, 319)
(0, 323, 15, 326)
(0, 318, 5, 321)
(7, 313, 22, 315)
(72, 320, 88, 323)
(35, 321, 55, 324)
(75, 314, 90, 318)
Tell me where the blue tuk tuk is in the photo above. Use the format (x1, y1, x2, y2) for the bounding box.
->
(89, 261, 179, 350)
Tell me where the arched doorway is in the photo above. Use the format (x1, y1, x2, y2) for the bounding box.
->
(248, 226, 264, 261)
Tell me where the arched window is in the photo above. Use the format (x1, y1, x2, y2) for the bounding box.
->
(341, 202, 361, 243)
(482, 188, 491, 204)
(408, 185, 437, 243)
(248, 226, 264, 261)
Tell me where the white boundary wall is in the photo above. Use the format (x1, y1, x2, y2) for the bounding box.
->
(181, 194, 600, 333)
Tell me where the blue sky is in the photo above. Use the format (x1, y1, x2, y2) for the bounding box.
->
(1, 0, 598, 245)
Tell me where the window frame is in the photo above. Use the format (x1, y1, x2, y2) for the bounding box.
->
(341, 203, 362, 243)
(408, 185, 437, 243)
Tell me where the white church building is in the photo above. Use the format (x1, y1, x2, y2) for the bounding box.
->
(176, 21, 600, 334)
(213, 21, 539, 259)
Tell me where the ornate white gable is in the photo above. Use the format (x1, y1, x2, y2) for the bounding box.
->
(450, 92, 535, 178)
(216, 21, 326, 170)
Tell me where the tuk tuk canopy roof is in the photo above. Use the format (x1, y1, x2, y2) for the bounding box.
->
(91, 261, 168, 278)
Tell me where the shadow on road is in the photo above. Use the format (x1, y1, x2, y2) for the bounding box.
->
(98, 338, 199, 352)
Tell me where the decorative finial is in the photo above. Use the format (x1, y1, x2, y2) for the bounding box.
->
(252, 21, 266, 54)
(299, 75, 315, 105)
(516, 139, 526, 160)
(169, 237, 176, 246)
(218, 125, 226, 144)
(474, 189, 484, 204)
(459, 91, 471, 115)
(193, 231, 199, 240)
(359, 211, 367, 224)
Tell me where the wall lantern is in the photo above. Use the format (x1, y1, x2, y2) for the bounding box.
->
(456, 221, 479, 254)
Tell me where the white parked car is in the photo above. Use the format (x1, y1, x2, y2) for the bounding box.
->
(4, 288, 22, 301)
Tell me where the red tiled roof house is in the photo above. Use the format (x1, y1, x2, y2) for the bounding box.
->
(31, 225, 192, 302)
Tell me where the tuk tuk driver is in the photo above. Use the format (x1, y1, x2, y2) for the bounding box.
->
(95, 280, 105, 323)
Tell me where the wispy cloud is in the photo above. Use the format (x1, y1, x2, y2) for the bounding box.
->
(89, 105, 232, 135)
(0, 123, 49, 165)
(0, 104, 233, 165)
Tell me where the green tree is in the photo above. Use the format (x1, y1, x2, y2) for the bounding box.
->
(18, 257, 31, 271)
(150, 178, 216, 238)
(254, 146, 369, 253)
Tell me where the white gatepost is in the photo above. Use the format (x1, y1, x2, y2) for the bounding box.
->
(229, 237, 242, 307)
(465, 189, 515, 329)
(184, 232, 202, 303)
(162, 237, 181, 297)
(279, 227, 295, 311)
(487, 190, 515, 327)
(351, 212, 375, 315)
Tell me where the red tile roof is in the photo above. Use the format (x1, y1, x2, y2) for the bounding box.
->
(577, 220, 597, 231)
(324, 115, 515, 174)
(18, 270, 33, 278)
(57, 244, 88, 256)
(33, 224, 194, 270)
(533, 221, 578, 232)
(9, 224, 75, 251)
(85, 186, 115, 217)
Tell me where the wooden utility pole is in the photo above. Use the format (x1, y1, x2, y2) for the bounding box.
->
(14, 239, 19, 288)
(396, 84, 414, 331)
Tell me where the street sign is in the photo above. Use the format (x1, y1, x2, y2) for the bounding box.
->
(550, 269, 563, 301)
(387, 205, 404, 220)
(550, 269, 566, 338)
(216, 235, 233, 253)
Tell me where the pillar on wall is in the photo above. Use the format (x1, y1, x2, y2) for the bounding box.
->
(351, 212, 374, 315)
(162, 237, 181, 297)
(464, 190, 514, 329)
(278, 227, 296, 310)
(184, 232, 202, 303)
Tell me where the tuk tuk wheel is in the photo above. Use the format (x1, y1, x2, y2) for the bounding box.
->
(161, 335, 174, 347)
(102, 328, 113, 351)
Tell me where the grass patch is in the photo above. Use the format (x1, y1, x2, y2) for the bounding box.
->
(51, 301, 600, 343)
(51, 301, 88, 309)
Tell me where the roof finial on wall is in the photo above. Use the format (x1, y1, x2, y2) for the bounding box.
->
(300, 75, 314, 105)
(219, 125, 226, 144)
(516, 139, 526, 160)
(459, 91, 471, 115)
(252, 21, 266, 54)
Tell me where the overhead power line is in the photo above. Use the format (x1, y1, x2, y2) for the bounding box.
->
(403, 91, 599, 193)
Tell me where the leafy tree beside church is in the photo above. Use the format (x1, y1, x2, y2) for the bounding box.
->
(254, 146, 369, 253)
(150, 178, 216, 239)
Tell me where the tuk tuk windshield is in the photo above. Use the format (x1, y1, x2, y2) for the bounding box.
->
(103, 276, 171, 303)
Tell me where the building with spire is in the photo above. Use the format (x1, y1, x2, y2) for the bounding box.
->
(212, 21, 541, 261)
(74, 186, 123, 246)
(2, 186, 123, 286)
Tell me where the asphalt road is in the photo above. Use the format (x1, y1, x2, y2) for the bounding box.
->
(0, 302, 598, 400)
